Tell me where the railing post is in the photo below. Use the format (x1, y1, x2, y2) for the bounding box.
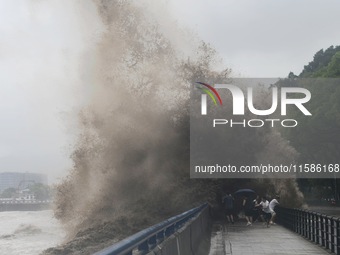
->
(326, 217, 330, 250)
(327, 216, 330, 249)
(138, 241, 149, 255)
(335, 219, 340, 254)
(331, 217, 336, 253)
(310, 212, 313, 242)
(328, 217, 333, 250)
(322, 216, 326, 247)
(306, 211, 310, 239)
(300, 210, 305, 236)
(291, 209, 294, 231)
(301, 210, 304, 236)
(306, 211, 309, 238)
(165, 224, 175, 237)
(312, 213, 317, 243)
(321, 215, 326, 247)
(294, 209, 298, 233)
(288, 208, 291, 228)
(318, 214, 322, 245)
(297, 210, 301, 235)
(302, 210, 305, 235)
(156, 230, 165, 244)
(290, 208, 294, 230)
(148, 235, 157, 250)
(306, 211, 310, 240)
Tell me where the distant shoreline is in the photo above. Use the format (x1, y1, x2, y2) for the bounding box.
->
(0, 201, 51, 212)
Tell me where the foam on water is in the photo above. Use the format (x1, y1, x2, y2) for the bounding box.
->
(0, 210, 65, 255)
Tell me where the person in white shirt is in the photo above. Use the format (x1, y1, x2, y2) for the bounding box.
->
(256, 196, 271, 227)
(269, 196, 280, 225)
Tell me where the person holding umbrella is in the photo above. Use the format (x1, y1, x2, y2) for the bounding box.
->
(234, 189, 256, 226)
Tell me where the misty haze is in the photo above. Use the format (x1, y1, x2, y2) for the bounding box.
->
(1, 1, 340, 255)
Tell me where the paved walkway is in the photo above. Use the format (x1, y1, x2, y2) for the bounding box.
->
(209, 221, 331, 255)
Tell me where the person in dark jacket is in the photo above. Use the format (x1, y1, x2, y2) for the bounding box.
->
(222, 193, 234, 224)
(243, 196, 254, 226)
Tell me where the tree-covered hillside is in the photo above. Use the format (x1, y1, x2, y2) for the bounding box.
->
(299, 45, 340, 77)
(285, 45, 340, 200)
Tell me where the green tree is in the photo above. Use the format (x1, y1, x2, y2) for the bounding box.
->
(300, 45, 340, 77)
(1, 187, 17, 198)
(325, 52, 340, 77)
(283, 46, 340, 200)
(29, 183, 51, 200)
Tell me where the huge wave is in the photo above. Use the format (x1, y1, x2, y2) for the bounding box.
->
(45, 1, 304, 254)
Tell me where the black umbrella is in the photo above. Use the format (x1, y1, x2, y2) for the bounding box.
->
(234, 189, 256, 198)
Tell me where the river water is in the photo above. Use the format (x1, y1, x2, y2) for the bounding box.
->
(308, 206, 340, 217)
(0, 210, 65, 255)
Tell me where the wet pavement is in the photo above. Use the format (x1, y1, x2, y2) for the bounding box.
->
(208, 221, 331, 255)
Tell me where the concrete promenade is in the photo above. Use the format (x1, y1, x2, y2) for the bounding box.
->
(209, 221, 332, 255)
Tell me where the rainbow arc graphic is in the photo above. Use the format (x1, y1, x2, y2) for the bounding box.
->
(196, 82, 223, 105)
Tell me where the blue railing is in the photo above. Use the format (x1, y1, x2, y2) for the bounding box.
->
(94, 203, 208, 255)
(277, 207, 340, 254)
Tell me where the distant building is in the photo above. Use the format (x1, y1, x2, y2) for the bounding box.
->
(0, 172, 48, 192)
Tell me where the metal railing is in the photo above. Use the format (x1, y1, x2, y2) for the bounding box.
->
(94, 203, 209, 255)
(276, 207, 340, 254)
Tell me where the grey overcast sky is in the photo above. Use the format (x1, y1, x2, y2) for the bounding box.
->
(0, 0, 339, 183)
(168, 0, 340, 77)
(0, 0, 103, 183)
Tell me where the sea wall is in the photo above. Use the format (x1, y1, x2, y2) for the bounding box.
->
(0, 202, 50, 211)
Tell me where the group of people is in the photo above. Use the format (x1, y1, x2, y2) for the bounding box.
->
(222, 193, 280, 227)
